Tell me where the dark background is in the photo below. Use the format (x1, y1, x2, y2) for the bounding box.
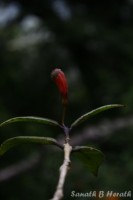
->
(0, 0, 133, 199)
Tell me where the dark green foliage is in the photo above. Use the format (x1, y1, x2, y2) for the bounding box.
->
(0, 116, 60, 128)
(71, 104, 124, 128)
(72, 146, 104, 176)
(0, 136, 63, 156)
(0, 104, 123, 176)
(0, 0, 132, 200)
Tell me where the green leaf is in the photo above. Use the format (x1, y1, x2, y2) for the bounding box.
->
(0, 136, 63, 156)
(71, 104, 124, 128)
(72, 146, 105, 176)
(0, 116, 60, 128)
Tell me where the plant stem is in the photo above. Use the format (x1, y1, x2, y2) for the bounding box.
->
(50, 142, 72, 200)
(61, 105, 66, 125)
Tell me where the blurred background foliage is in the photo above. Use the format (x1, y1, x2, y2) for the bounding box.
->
(0, 0, 133, 199)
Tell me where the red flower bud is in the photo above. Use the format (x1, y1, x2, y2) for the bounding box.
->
(51, 68, 68, 105)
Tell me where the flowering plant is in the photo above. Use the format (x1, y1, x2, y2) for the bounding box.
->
(0, 68, 123, 200)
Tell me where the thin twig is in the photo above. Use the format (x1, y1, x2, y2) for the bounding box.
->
(61, 105, 67, 125)
(70, 115, 133, 145)
(51, 142, 72, 200)
(0, 153, 40, 182)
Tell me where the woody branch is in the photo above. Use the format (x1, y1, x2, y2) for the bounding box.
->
(51, 142, 72, 200)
